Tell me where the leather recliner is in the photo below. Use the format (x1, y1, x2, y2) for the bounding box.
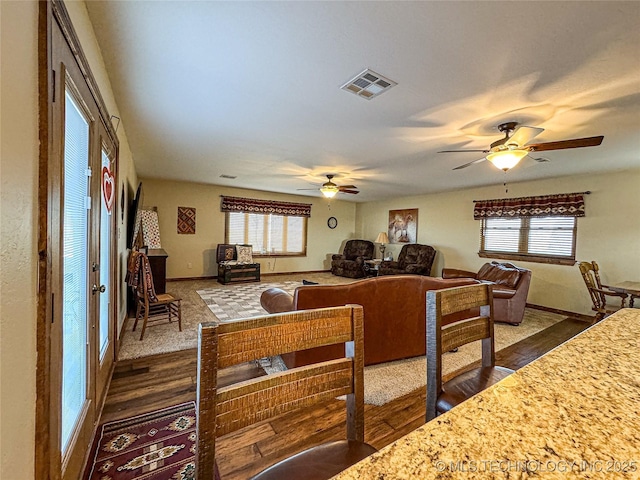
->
(442, 261, 532, 325)
(330, 239, 375, 279)
(378, 243, 436, 276)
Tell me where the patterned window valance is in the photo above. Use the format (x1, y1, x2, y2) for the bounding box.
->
(473, 192, 586, 219)
(220, 196, 312, 217)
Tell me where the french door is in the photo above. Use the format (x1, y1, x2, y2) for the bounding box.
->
(43, 7, 119, 479)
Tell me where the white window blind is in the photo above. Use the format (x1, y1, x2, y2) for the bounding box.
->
(480, 216, 577, 261)
(226, 212, 307, 255)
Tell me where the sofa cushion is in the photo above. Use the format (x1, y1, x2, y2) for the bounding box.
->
(477, 263, 521, 289)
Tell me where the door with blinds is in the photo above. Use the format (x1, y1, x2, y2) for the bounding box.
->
(45, 11, 119, 479)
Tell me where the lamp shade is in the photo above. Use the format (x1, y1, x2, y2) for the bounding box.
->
(375, 232, 389, 244)
(486, 150, 528, 171)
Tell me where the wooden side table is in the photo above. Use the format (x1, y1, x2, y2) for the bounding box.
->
(363, 259, 382, 277)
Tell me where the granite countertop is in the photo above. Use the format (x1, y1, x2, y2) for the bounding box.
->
(333, 308, 640, 479)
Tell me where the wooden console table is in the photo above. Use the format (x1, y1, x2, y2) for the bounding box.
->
(147, 248, 168, 294)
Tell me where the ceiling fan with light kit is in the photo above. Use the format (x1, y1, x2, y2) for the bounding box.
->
(297, 174, 359, 198)
(439, 122, 604, 172)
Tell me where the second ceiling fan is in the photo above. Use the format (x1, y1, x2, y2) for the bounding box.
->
(298, 174, 359, 198)
(439, 122, 604, 171)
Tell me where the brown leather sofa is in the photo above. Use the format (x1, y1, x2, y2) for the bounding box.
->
(442, 261, 532, 326)
(260, 275, 478, 368)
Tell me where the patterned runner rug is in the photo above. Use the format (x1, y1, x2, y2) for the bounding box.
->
(85, 403, 196, 480)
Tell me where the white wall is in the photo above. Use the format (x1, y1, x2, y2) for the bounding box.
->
(0, 2, 39, 478)
(356, 169, 640, 315)
(141, 178, 357, 278)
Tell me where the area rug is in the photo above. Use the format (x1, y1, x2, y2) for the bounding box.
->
(84, 402, 196, 480)
(118, 281, 302, 360)
(362, 308, 566, 406)
(197, 280, 300, 321)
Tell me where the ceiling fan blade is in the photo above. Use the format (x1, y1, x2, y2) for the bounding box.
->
(509, 126, 544, 146)
(340, 189, 359, 194)
(438, 149, 490, 153)
(453, 157, 487, 170)
(296, 188, 320, 191)
(526, 135, 603, 152)
(338, 185, 357, 189)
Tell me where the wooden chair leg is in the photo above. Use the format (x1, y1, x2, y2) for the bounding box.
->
(177, 301, 182, 332)
(133, 301, 141, 332)
(139, 307, 149, 341)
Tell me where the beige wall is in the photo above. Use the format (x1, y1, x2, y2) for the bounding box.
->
(356, 169, 640, 316)
(141, 178, 357, 278)
(0, 2, 39, 478)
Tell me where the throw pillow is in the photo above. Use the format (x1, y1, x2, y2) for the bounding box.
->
(236, 245, 253, 264)
(224, 246, 235, 261)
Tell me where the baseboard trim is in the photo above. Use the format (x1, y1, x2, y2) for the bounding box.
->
(166, 270, 331, 282)
(526, 303, 593, 323)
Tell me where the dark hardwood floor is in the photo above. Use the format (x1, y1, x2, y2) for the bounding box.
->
(99, 314, 590, 479)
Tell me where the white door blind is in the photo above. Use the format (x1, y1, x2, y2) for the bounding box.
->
(61, 91, 90, 451)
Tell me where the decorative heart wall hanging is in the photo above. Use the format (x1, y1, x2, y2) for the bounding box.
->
(102, 166, 115, 213)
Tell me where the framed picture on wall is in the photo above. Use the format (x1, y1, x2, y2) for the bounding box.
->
(388, 208, 418, 244)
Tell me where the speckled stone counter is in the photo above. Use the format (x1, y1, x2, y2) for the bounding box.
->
(333, 308, 640, 479)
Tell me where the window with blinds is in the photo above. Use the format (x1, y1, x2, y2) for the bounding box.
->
(480, 216, 577, 263)
(226, 212, 307, 256)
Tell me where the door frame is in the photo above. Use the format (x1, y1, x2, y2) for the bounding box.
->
(37, 1, 120, 478)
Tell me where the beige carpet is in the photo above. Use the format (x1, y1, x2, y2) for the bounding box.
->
(362, 308, 566, 406)
(118, 273, 352, 360)
(118, 274, 566, 406)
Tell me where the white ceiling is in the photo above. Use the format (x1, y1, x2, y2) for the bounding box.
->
(86, 1, 640, 202)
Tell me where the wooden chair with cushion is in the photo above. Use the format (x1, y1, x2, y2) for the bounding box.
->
(578, 261, 628, 322)
(128, 251, 182, 341)
(196, 305, 376, 480)
(426, 283, 514, 422)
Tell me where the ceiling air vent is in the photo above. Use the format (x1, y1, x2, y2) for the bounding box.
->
(341, 69, 397, 100)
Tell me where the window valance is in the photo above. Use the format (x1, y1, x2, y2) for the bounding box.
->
(473, 192, 586, 219)
(220, 195, 312, 217)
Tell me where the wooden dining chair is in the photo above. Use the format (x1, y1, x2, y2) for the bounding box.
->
(131, 252, 182, 341)
(426, 283, 514, 422)
(196, 305, 376, 480)
(578, 261, 628, 321)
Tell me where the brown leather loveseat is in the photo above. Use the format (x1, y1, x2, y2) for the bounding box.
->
(260, 275, 478, 368)
(442, 261, 532, 326)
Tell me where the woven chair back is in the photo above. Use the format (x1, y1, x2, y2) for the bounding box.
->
(196, 305, 364, 480)
(426, 284, 495, 413)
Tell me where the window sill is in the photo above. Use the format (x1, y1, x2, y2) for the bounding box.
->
(478, 252, 576, 266)
(254, 253, 307, 258)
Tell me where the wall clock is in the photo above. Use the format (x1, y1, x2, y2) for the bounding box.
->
(327, 217, 338, 229)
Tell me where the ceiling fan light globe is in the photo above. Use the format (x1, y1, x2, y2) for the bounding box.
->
(320, 185, 339, 198)
(486, 150, 528, 171)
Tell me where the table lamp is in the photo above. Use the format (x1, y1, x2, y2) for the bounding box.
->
(375, 232, 389, 259)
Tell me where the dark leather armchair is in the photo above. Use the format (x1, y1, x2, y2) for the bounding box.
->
(378, 244, 436, 276)
(330, 239, 374, 278)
